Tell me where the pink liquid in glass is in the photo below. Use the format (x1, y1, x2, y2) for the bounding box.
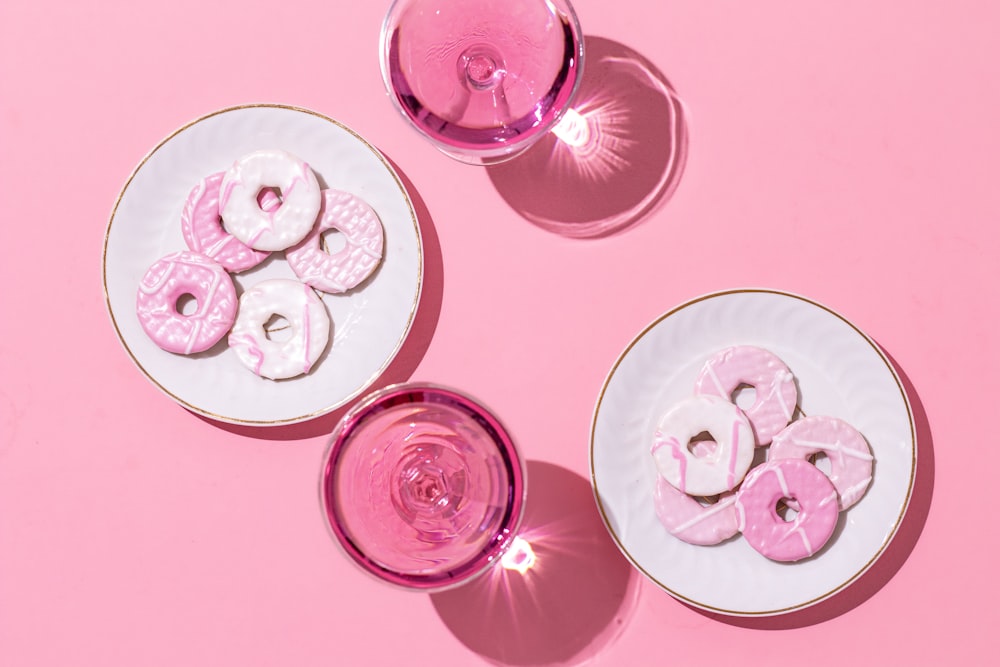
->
(321, 384, 526, 590)
(381, 0, 584, 162)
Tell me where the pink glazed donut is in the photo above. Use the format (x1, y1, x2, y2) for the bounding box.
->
(769, 415, 873, 510)
(653, 476, 740, 546)
(735, 458, 839, 562)
(286, 189, 384, 294)
(694, 345, 798, 446)
(651, 394, 755, 496)
(219, 149, 322, 251)
(180, 171, 271, 273)
(135, 251, 237, 354)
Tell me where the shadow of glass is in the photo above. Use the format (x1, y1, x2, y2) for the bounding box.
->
(431, 461, 640, 666)
(699, 347, 934, 628)
(197, 158, 444, 441)
(486, 36, 688, 239)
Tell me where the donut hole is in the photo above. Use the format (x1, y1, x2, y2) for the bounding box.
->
(263, 314, 293, 343)
(257, 187, 283, 212)
(175, 293, 199, 316)
(808, 452, 833, 475)
(731, 383, 757, 410)
(775, 497, 800, 522)
(687, 431, 716, 457)
(320, 228, 348, 255)
(695, 494, 722, 508)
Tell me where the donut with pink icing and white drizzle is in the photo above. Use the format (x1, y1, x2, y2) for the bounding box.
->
(736, 458, 839, 562)
(219, 149, 322, 251)
(135, 250, 237, 354)
(651, 394, 755, 497)
(286, 188, 384, 294)
(180, 171, 271, 272)
(769, 415, 873, 510)
(653, 476, 740, 546)
(694, 345, 798, 446)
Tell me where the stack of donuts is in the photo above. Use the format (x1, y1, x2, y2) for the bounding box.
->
(134, 149, 384, 380)
(650, 345, 874, 562)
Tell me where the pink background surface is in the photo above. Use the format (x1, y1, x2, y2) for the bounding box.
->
(1, 0, 996, 664)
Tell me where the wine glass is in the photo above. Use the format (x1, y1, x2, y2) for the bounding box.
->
(320, 382, 527, 591)
(379, 0, 585, 165)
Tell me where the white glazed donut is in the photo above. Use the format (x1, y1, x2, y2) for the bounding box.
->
(694, 345, 798, 446)
(135, 251, 237, 354)
(651, 394, 755, 496)
(228, 278, 331, 380)
(286, 189, 384, 294)
(219, 149, 322, 251)
(769, 415, 874, 510)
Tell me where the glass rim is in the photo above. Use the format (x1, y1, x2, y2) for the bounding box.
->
(377, 0, 587, 164)
(318, 381, 528, 592)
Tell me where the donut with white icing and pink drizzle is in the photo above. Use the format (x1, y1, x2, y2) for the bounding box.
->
(286, 188, 384, 294)
(228, 278, 331, 380)
(135, 250, 237, 354)
(219, 149, 321, 252)
(180, 171, 271, 272)
(769, 415, 873, 510)
(651, 394, 755, 497)
(736, 458, 839, 562)
(694, 345, 798, 446)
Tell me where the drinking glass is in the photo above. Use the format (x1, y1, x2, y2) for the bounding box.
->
(320, 382, 527, 591)
(379, 0, 585, 164)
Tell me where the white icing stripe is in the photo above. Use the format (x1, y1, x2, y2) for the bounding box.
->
(818, 491, 838, 508)
(842, 477, 872, 500)
(671, 496, 737, 533)
(767, 375, 794, 420)
(138, 261, 175, 294)
(706, 364, 727, 398)
(184, 320, 201, 355)
(792, 526, 814, 556)
(197, 266, 223, 318)
(772, 467, 791, 499)
(204, 233, 237, 258)
(791, 438, 874, 461)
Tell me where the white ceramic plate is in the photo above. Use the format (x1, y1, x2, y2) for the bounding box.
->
(590, 289, 916, 616)
(103, 105, 423, 425)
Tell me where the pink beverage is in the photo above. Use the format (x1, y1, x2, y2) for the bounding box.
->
(380, 0, 584, 163)
(321, 383, 526, 590)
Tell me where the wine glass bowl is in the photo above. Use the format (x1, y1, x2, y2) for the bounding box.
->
(380, 0, 585, 164)
(321, 383, 526, 591)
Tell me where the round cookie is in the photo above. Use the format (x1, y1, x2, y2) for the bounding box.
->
(135, 250, 237, 355)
